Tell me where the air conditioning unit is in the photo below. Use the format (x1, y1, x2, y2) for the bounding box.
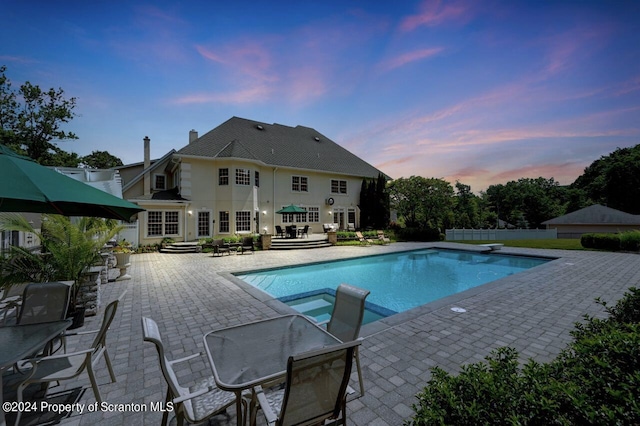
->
(325, 197, 335, 206)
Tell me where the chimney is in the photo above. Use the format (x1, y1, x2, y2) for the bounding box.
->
(189, 129, 198, 144)
(143, 136, 151, 196)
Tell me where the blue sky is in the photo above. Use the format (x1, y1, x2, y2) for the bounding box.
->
(2, 0, 639, 192)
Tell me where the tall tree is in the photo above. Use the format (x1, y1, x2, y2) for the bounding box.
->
(388, 176, 454, 231)
(81, 150, 124, 169)
(0, 65, 78, 164)
(572, 144, 640, 214)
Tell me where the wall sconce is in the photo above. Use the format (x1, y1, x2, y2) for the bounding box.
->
(328, 211, 332, 216)
(187, 210, 193, 216)
(262, 210, 267, 215)
(263, 226, 268, 234)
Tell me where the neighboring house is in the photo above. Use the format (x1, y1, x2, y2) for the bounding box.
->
(121, 117, 387, 246)
(542, 204, 640, 239)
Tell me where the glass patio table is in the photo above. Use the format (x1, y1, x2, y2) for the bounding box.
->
(203, 314, 341, 425)
(0, 319, 71, 426)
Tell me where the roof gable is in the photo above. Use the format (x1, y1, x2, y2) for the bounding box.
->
(542, 204, 640, 225)
(176, 117, 388, 179)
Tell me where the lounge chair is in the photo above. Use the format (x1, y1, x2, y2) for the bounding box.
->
(251, 339, 361, 426)
(321, 283, 370, 397)
(240, 236, 254, 254)
(141, 317, 240, 426)
(212, 239, 230, 256)
(377, 230, 390, 245)
(347, 223, 356, 231)
(13, 296, 122, 426)
(356, 231, 374, 246)
(275, 226, 285, 238)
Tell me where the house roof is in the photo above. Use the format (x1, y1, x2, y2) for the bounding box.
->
(120, 149, 176, 192)
(133, 187, 189, 201)
(176, 117, 389, 179)
(542, 204, 640, 225)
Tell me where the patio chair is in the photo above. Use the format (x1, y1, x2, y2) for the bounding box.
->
(377, 230, 390, 245)
(16, 282, 72, 325)
(141, 317, 239, 426)
(212, 239, 230, 257)
(13, 296, 121, 426)
(240, 236, 255, 254)
(275, 226, 285, 238)
(251, 339, 361, 426)
(355, 231, 374, 246)
(321, 283, 370, 397)
(298, 225, 309, 238)
(0, 282, 28, 324)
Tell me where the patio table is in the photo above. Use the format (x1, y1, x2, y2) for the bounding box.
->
(203, 314, 341, 425)
(0, 319, 71, 426)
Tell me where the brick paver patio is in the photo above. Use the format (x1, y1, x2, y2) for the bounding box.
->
(10, 242, 639, 425)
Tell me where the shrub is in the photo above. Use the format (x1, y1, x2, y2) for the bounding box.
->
(406, 287, 640, 425)
(620, 230, 640, 252)
(395, 227, 442, 242)
(580, 233, 621, 251)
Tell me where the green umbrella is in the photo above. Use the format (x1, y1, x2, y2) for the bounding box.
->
(276, 204, 307, 214)
(0, 145, 145, 221)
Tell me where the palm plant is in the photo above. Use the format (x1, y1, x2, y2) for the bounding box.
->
(0, 213, 123, 309)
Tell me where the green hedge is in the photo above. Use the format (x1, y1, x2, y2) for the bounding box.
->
(580, 230, 640, 251)
(406, 287, 640, 425)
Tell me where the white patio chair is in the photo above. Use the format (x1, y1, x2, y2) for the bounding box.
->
(251, 339, 361, 426)
(13, 296, 121, 426)
(141, 316, 241, 426)
(320, 283, 370, 397)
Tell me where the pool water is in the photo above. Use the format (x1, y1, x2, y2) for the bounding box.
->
(235, 249, 551, 323)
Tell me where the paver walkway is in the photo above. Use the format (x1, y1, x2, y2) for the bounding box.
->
(13, 242, 639, 425)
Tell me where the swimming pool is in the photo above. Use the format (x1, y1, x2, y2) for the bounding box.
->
(235, 249, 551, 322)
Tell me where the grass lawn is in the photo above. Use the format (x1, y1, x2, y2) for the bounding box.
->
(464, 239, 584, 250)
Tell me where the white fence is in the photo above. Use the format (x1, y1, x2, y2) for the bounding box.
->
(118, 221, 139, 247)
(445, 228, 557, 241)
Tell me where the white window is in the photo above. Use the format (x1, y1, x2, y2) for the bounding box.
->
(219, 211, 229, 233)
(219, 168, 229, 186)
(236, 168, 251, 185)
(153, 174, 166, 190)
(147, 211, 180, 237)
(281, 207, 307, 224)
(236, 211, 252, 232)
(197, 211, 211, 238)
(292, 176, 308, 192)
(307, 206, 320, 223)
(331, 179, 347, 194)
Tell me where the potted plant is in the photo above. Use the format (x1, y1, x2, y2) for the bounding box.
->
(113, 240, 133, 281)
(0, 213, 123, 327)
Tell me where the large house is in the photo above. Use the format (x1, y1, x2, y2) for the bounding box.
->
(119, 117, 387, 246)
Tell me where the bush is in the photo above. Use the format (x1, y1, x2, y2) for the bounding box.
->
(395, 227, 442, 242)
(580, 233, 621, 251)
(620, 230, 640, 252)
(406, 287, 640, 426)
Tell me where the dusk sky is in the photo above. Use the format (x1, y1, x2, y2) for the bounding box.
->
(2, 1, 639, 192)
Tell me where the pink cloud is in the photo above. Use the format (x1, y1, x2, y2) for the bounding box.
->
(400, 0, 473, 32)
(172, 85, 273, 105)
(379, 47, 444, 71)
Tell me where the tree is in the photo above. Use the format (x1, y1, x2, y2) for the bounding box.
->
(572, 144, 640, 214)
(388, 176, 454, 231)
(359, 174, 390, 229)
(453, 181, 480, 228)
(0, 65, 78, 164)
(81, 150, 124, 169)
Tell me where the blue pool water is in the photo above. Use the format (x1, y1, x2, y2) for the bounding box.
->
(235, 249, 551, 322)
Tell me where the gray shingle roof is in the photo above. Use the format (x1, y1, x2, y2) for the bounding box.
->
(176, 117, 388, 179)
(542, 204, 640, 225)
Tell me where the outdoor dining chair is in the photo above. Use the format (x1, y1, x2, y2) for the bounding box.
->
(16, 282, 72, 325)
(141, 316, 241, 426)
(320, 283, 370, 397)
(251, 339, 361, 426)
(12, 295, 121, 426)
(212, 239, 230, 257)
(0, 283, 28, 324)
(275, 226, 285, 238)
(240, 236, 254, 254)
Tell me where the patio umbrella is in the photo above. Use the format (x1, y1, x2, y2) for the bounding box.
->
(0, 145, 144, 221)
(276, 204, 307, 214)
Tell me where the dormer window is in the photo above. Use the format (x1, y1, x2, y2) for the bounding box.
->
(154, 174, 166, 190)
